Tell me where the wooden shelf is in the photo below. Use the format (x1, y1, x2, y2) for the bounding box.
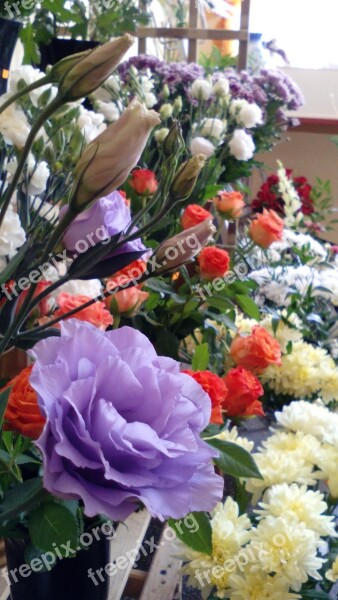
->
(294, 118, 338, 134)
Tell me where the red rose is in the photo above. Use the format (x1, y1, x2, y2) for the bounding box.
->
(182, 370, 228, 424)
(198, 246, 230, 280)
(249, 209, 284, 248)
(129, 169, 158, 195)
(230, 325, 282, 373)
(222, 366, 264, 418)
(3, 366, 46, 439)
(181, 204, 212, 230)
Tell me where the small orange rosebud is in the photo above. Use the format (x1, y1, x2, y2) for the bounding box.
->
(181, 204, 212, 230)
(3, 366, 45, 439)
(249, 208, 284, 248)
(198, 246, 230, 280)
(54, 293, 113, 330)
(222, 366, 264, 417)
(213, 190, 245, 218)
(182, 370, 228, 425)
(129, 169, 158, 195)
(230, 325, 282, 373)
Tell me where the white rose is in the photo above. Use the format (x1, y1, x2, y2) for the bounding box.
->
(199, 118, 225, 140)
(190, 136, 215, 158)
(228, 129, 255, 161)
(0, 96, 30, 148)
(30, 197, 59, 222)
(154, 127, 169, 143)
(95, 100, 120, 122)
(9, 66, 57, 107)
(144, 92, 157, 108)
(26, 161, 50, 196)
(0, 206, 26, 259)
(237, 103, 263, 128)
(190, 79, 212, 101)
(213, 78, 230, 96)
(229, 98, 248, 118)
(77, 107, 106, 142)
(159, 103, 173, 119)
(140, 75, 154, 93)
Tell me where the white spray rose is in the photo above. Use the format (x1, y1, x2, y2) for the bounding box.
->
(95, 100, 120, 122)
(190, 136, 215, 158)
(77, 106, 107, 142)
(0, 96, 30, 148)
(190, 79, 212, 101)
(199, 118, 225, 140)
(9, 65, 57, 107)
(237, 103, 263, 128)
(0, 206, 26, 259)
(27, 161, 50, 196)
(229, 98, 248, 118)
(228, 129, 255, 161)
(213, 78, 230, 97)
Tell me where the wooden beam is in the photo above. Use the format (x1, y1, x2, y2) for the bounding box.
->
(138, 0, 147, 54)
(135, 27, 249, 41)
(238, 0, 251, 70)
(188, 0, 198, 62)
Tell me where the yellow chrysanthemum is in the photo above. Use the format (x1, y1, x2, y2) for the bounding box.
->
(259, 430, 321, 465)
(326, 556, 338, 582)
(228, 569, 301, 600)
(275, 400, 338, 446)
(261, 341, 338, 403)
(211, 426, 254, 454)
(317, 443, 338, 498)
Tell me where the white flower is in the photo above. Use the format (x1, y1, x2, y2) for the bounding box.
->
(275, 400, 338, 446)
(154, 127, 169, 143)
(277, 161, 302, 227)
(237, 103, 263, 128)
(9, 65, 57, 107)
(77, 106, 106, 142)
(46, 278, 103, 311)
(139, 74, 154, 93)
(229, 99, 248, 118)
(95, 100, 120, 122)
(213, 78, 230, 97)
(159, 103, 173, 119)
(211, 426, 254, 453)
(190, 78, 212, 101)
(144, 92, 157, 108)
(0, 95, 30, 148)
(30, 197, 59, 222)
(190, 136, 215, 157)
(326, 556, 338, 582)
(229, 129, 255, 161)
(27, 161, 50, 196)
(256, 483, 337, 538)
(228, 570, 301, 600)
(0, 206, 26, 259)
(199, 117, 225, 140)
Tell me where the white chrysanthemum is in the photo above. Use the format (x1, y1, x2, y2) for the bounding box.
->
(237, 103, 263, 128)
(245, 450, 319, 504)
(77, 106, 106, 142)
(256, 483, 337, 538)
(228, 570, 301, 600)
(190, 136, 215, 157)
(275, 400, 338, 446)
(0, 95, 30, 148)
(259, 431, 321, 465)
(212, 426, 254, 453)
(154, 127, 169, 143)
(250, 516, 325, 591)
(0, 206, 26, 259)
(95, 100, 120, 122)
(190, 79, 212, 101)
(229, 129, 255, 161)
(213, 78, 230, 97)
(317, 443, 338, 498)
(326, 556, 338, 582)
(199, 117, 225, 140)
(9, 65, 57, 107)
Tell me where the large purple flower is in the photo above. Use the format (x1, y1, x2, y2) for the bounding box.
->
(29, 320, 223, 521)
(61, 190, 145, 256)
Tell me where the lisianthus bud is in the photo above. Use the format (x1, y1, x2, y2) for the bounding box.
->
(170, 154, 206, 202)
(153, 219, 215, 274)
(57, 34, 135, 101)
(163, 119, 184, 158)
(71, 99, 160, 210)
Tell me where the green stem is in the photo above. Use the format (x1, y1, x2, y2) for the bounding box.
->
(0, 94, 65, 230)
(0, 75, 52, 116)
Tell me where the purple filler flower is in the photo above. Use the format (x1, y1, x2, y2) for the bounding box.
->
(61, 190, 145, 256)
(29, 320, 223, 521)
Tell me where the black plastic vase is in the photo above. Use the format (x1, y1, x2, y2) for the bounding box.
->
(5, 536, 110, 600)
(0, 17, 22, 95)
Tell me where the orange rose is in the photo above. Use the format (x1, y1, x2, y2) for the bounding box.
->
(230, 325, 282, 372)
(213, 190, 245, 218)
(198, 246, 230, 280)
(222, 366, 264, 417)
(54, 293, 113, 330)
(181, 204, 213, 230)
(129, 169, 158, 195)
(118, 189, 131, 207)
(182, 370, 228, 424)
(3, 366, 46, 439)
(249, 208, 284, 248)
(106, 259, 148, 315)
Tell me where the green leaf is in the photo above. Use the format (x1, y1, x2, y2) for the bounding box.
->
(207, 440, 263, 479)
(168, 512, 212, 555)
(202, 185, 224, 200)
(0, 386, 11, 429)
(192, 343, 209, 371)
(19, 24, 40, 65)
(0, 478, 45, 522)
(28, 502, 80, 555)
(235, 295, 260, 320)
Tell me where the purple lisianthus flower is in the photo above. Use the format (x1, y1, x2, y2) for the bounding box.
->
(61, 190, 145, 257)
(29, 320, 223, 521)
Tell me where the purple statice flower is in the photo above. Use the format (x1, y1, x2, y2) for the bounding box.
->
(254, 69, 304, 110)
(61, 191, 145, 257)
(30, 320, 223, 521)
(157, 62, 205, 93)
(118, 54, 164, 79)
